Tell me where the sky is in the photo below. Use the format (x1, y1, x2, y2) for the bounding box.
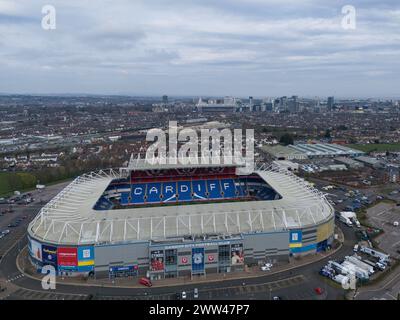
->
(0, 0, 399, 98)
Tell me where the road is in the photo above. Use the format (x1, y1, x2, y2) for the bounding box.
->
(0, 225, 356, 300)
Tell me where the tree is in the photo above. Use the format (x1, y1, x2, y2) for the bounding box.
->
(324, 129, 331, 139)
(280, 133, 294, 146)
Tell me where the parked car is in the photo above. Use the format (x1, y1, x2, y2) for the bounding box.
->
(261, 265, 271, 271)
(375, 262, 386, 271)
(314, 287, 324, 295)
(181, 291, 187, 299)
(193, 288, 199, 299)
(139, 277, 152, 287)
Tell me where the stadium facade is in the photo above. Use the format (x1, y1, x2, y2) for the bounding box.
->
(27, 160, 335, 279)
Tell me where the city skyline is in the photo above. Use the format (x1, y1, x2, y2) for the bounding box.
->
(0, 0, 399, 97)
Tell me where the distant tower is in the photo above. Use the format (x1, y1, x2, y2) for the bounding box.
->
(162, 95, 168, 104)
(327, 96, 335, 111)
(249, 96, 253, 111)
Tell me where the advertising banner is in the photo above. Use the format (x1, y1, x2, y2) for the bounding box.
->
(58, 266, 78, 272)
(109, 265, 138, 273)
(289, 230, 302, 243)
(207, 254, 216, 263)
(230, 243, 244, 265)
(42, 245, 57, 266)
(57, 247, 78, 267)
(191, 247, 205, 273)
(150, 250, 164, 271)
(289, 230, 303, 248)
(30, 239, 42, 262)
(78, 246, 94, 267)
(77, 265, 94, 272)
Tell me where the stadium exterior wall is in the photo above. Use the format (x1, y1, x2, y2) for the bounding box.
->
(28, 216, 335, 278)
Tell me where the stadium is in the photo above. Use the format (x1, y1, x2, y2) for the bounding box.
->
(27, 159, 335, 279)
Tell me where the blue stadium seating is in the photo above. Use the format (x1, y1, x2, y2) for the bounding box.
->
(192, 180, 207, 200)
(146, 183, 162, 203)
(120, 192, 130, 205)
(93, 196, 114, 210)
(162, 182, 177, 203)
(177, 181, 192, 201)
(113, 176, 278, 207)
(131, 183, 146, 204)
(207, 179, 222, 199)
(220, 179, 236, 198)
(234, 180, 247, 196)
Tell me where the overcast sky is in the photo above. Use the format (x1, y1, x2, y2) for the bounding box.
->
(0, 0, 399, 98)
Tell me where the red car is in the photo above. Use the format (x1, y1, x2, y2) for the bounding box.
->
(139, 277, 152, 287)
(314, 287, 324, 295)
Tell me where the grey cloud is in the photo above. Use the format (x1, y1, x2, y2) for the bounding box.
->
(0, 0, 399, 97)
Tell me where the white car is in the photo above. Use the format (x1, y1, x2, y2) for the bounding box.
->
(393, 221, 399, 227)
(376, 262, 386, 271)
(264, 263, 273, 268)
(181, 291, 187, 299)
(261, 266, 270, 271)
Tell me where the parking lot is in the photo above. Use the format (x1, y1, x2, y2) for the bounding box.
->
(365, 202, 400, 259)
(310, 180, 378, 213)
(0, 182, 71, 259)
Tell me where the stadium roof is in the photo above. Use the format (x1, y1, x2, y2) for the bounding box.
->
(28, 166, 334, 246)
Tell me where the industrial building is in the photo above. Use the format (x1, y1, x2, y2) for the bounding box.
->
(334, 157, 365, 170)
(289, 144, 365, 159)
(262, 143, 364, 160)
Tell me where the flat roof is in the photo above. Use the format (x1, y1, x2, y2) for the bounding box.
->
(261, 145, 305, 157)
(289, 143, 365, 157)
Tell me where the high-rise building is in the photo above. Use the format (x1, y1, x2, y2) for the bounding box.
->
(327, 96, 335, 110)
(249, 96, 254, 111)
(288, 96, 299, 113)
(162, 95, 168, 104)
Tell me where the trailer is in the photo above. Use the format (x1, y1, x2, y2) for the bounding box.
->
(342, 261, 369, 280)
(345, 256, 374, 275)
(338, 215, 353, 227)
(328, 261, 354, 276)
(360, 246, 390, 263)
(340, 211, 360, 227)
(333, 274, 350, 286)
(362, 259, 377, 269)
